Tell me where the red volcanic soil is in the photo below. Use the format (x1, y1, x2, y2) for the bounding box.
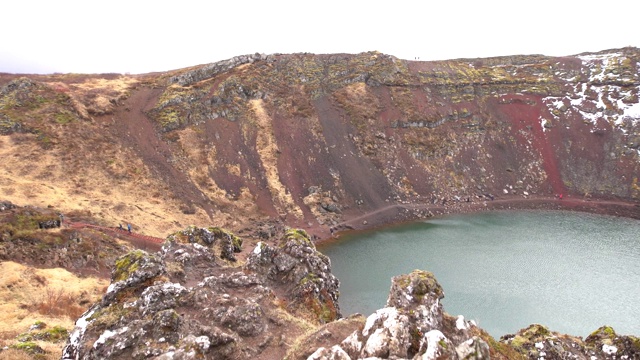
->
(495, 94, 565, 195)
(105, 87, 217, 219)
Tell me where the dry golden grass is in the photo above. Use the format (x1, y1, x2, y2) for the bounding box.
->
(0, 342, 63, 360)
(0, 133, 213, 238)
(46, 76, 139, 117)
(0, 262, 108, 342)
(0, 348, 33, 360)
(250, 99, 303, 219)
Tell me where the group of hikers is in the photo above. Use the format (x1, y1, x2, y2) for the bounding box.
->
(118, 223, 132, 233)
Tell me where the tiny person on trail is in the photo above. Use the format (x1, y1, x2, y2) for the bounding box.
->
(559, 194, 563, 200)
(127, 223, 132, 233)
(119, 224, 123, 231)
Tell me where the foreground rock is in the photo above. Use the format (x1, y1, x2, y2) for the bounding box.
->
(304, 270, 491, 360)
(501, 323, 640, 359)
(61, 227, 340, 359)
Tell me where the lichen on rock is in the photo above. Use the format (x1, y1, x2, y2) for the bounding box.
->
(245, 228, 341, 324)
(300, 269, 489, 360)
(62, 226, 341, 359)
(167, 225, 243, 262)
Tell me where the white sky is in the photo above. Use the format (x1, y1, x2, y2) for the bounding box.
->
(2, 0, 638, 74)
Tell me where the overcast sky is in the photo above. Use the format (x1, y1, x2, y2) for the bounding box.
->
(2, 1, 638, 74)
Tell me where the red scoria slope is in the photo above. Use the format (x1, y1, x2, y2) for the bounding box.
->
(1, 49, 639, 241)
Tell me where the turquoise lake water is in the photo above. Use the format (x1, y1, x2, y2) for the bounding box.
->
(318, 210, 640, 338)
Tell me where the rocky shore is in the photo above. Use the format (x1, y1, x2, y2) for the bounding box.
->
(309, 195, 640, 242)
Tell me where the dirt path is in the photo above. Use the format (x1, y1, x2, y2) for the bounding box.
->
(68, 221, 164, 252)
(321, 195, 640, 242)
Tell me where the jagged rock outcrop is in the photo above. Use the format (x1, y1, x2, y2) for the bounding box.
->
(245, 228, 341, 323)
(168, 53, 272, 86)
(500, 323, 640, 359)
(167, 225, 243, 263)
(61, 227, 340, 359)
(305, 270, 490, 360)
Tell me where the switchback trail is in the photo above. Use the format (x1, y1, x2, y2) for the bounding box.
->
(68, 221, 164, 251)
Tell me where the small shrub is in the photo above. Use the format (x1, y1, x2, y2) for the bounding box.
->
(28, 287, 85, 320)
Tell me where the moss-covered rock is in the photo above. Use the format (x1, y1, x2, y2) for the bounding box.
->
(245, 229, 341, 324)
(18, 324, 69, 343)
(387, 269, 444, 309)
(10, 340, 45, 355)
(167, 225, 243, 262)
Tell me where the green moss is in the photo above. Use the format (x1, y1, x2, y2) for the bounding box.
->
(282, 228, 313, 247)
(0, 114, 22, 134)
(396, 270, 443, 300)
(589, 325, 616, 338)
(522, 324, 550, 338)
(18, 325, 69, 343)
(88, 303, 132, 331)
(477, 328, 524, 359)
(11, 341, 44, 355)
(41, 325, 69, 342)
(209, 227, 243, 251)
(156, 108, 182, 130)
(55, 111, 75, 124)
(113, 250, 147, 282)
(299, 273, 319, 286)
(509, 335, 528, 349)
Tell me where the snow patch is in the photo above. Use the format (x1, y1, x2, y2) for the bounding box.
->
(423, 330, 446, 360)
(94, 330, 115, 349)
(456, 315, 468, 330)
(540, 118, 549, 132)
(253, 242, 263, 255)
(192, 243, 207, 251)
(602, 344, 618, 354)
(93, 326, 129, 349)
(195, 335, 210, 351)
(64, 308, 96, 357)
(363, 307, 397, 336)
(106, 283, 117, 295)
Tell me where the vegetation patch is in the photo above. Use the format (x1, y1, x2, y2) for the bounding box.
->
(17, 325, 68, 343)
(112, 250, 147, 282)
(282, 228, 313, 248)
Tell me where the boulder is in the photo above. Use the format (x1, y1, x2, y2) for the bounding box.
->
(302, 269, 488, 360)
